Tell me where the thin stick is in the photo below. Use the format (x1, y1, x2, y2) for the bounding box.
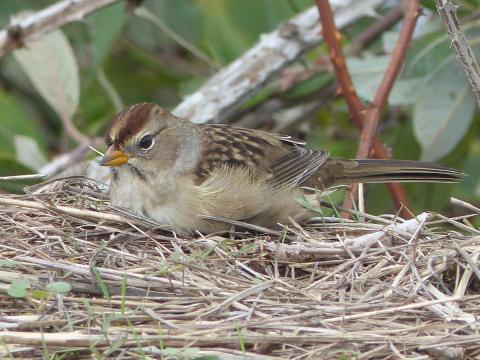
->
(436, 0, 480, 107)
(0, 174, 45, 181)
(358, 183, 364, 216)
(356, 0, 420, 161)
(0, 196, 135, 225)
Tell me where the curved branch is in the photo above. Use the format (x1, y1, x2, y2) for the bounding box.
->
(173, 0, 385, 124)
(0, 0, 120, 58)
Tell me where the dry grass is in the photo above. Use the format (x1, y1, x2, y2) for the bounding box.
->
(0, 176, 479, 359)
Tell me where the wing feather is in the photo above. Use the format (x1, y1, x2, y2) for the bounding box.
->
(196, 124, 329, 189)
(270, 147, 330, 188)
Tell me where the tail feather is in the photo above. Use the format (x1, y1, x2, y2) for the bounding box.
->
(329, 159, 463, 187)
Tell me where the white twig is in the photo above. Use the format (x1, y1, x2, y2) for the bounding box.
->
(39, 139, 102, 177)
(0, 196, 132, 224)
(451, 197, 480, 214)
(358, 183, 364, 216)
(0, 0, 120, 58)
(343, 212, 430, 252)
(0, 174, 45, 181)
(426, 283, 476, 325)
(173, 0, 385, 124)
(436, 0, 480, 108)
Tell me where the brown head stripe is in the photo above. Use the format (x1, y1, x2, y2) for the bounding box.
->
(110, 103, 158, 146)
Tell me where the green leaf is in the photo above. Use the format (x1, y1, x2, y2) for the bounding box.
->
(404, 24, 480, 80)
(453, 137, 480, 200)
(102, 312, 122, 334)
(32, 290, 50, 300)
(127, 0, 202, 53)
(348, 54, 428, 106)
(388, 77, 425, 105)
(198, 0, 309, 64)
(88, 2, 125, 70)
(0, 1, 40, 23)
(91, 267, 111, 302)
(348, 49, 476, 162)
(14, 135, 48, 171)
(285, 73, 333, 99)
(46, 281, 72, 294)
(382, 31, 399, 54)
(196, 1, 249, 63)
(0, 90, 46, 156)
(7, 279, 30, 298)
(0, 259, 18, 268)
(163, 348, 182, 356)
(404, 29, 454, 79)
(347, 54, 388, 102)
(420, 0, 436, 10)
(13, 29, 80, 120)
(413, 60, 475, 161)
(347, 54, 421, 105)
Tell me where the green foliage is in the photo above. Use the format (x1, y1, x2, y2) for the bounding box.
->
(46, 281, 72, 293)
(412, 60, 475, 161)
(91, 267, 111, 303)
(7, 279, 30, 298)
(0, 90, 45, 154)
(88, 2, 126, 71)
(6, 279, 72, 299)
(0, 259, 19, 268)
(31, 290, 50, 300)
(13, 30, 80, 121)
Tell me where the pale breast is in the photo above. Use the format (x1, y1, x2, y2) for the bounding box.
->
(109, 166, 177, 224)
(109, 164, 310, 233)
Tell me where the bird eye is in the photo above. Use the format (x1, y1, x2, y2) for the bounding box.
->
(139, 134, 154, 150)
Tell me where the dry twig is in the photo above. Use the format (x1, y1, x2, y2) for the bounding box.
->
(174, 0, 384, 124)
(0, 0, 120, 58)
(436, 0, 480, 108)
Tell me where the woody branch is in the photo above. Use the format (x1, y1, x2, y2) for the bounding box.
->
(314, 0, 420, 219)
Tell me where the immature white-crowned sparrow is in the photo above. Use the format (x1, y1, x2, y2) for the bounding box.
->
(100, 103, 462, 233)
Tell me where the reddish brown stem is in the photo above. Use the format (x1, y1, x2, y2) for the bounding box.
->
(314, 0, 412, 218)
(315, 0, 364, 121)
(356, 0, 420, 160)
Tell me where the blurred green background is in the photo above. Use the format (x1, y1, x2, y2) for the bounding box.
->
(0, 0, 479, 218)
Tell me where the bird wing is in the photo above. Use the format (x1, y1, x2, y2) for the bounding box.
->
(269, 146, 330, 188)
(196, 124, 330, 188)
(195, 124, 281, 181)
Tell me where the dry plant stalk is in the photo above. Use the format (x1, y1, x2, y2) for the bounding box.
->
(0, 177, 478, 358)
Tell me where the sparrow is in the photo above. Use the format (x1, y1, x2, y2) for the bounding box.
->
(100, 103, 463, 233)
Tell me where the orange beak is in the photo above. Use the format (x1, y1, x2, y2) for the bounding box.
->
(100, 147, 129, 167)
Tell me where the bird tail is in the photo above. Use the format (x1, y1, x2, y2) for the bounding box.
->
(325, 159, 464, 187)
